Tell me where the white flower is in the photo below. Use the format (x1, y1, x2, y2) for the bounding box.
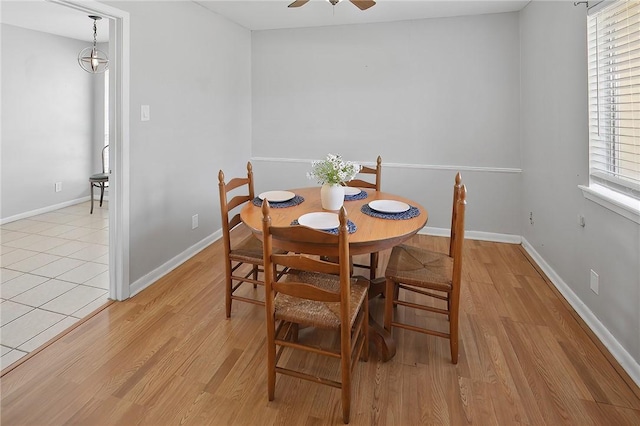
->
(307, 154, 361, 185)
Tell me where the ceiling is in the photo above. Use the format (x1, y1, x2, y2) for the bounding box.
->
(196, 0, 531, 31)
(0, 0, 529, 43)
(0, 0, 109, 43)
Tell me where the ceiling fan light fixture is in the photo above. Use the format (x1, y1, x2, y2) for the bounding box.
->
(78, 15, 108, 74)
(288, 0, 375, 10)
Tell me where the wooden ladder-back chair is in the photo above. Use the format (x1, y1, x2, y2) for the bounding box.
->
(261, 201, 369, 424)
(218, 162, 266, 318)
(384, 182, 467, 364)
(346, 155, 382, 279)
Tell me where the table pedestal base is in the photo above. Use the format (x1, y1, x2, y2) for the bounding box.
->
(368, 277, 396, 362)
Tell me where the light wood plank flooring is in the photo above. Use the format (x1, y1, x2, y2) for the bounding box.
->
(1, 231, 639, 425)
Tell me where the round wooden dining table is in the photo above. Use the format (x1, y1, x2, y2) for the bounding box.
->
(240, 186, 428, 361)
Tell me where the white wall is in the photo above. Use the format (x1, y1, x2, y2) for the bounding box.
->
(107, 1, 252, 283)
(520, 1, 640, 366)
(1, 24, 94, 218)
(251, 13, 522, 235)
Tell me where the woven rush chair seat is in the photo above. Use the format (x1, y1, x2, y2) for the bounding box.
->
(385, 244, 453, 292)
(276, 271, 368, 330)
(229, 235, 269, 262)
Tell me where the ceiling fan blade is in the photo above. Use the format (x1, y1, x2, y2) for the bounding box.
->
(288, 0, 310, 7)
(350, 0, 376, 10)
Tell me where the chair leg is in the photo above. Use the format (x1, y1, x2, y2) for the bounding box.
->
(267, 318, 276, 401)
(369, 252, 379, 280)
(362, 298, 369, 362)
(225, 270, 232, 319)
(90, 182, 95, 214)
(340, 342, 351, 424)
(99, 183, 105, 207)
(449, 292, 460, 364)
(253, 265, 258, 289)
(384, 278, 394, 332)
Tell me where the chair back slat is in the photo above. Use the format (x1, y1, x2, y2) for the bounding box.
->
(273, 282, 341, 303)
(228, 213, 243, 231)
(228, 194, 251, 212)
(269, 226, 340, 256)
(273, 254, 341, 275)
(347, 178, 376, 190)
(225, 177, 250, 192)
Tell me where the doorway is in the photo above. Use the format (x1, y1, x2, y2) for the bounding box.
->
(50, 0, 130, 302)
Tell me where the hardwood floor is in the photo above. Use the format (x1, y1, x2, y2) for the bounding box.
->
(2, 231, 639, 425)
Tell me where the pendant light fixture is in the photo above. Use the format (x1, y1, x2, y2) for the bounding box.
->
(78, 15, 108, 74)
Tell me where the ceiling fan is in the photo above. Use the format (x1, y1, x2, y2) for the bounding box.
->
(288, 0, 376, 11)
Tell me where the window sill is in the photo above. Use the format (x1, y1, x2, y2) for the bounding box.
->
(579, 184, 640, 225)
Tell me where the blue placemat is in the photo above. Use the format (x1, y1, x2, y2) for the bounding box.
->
(345, 190, 368, 201)
(252, 195, 305, 208)
(361, 204, 421, 220)
(291, 219, 357, 234)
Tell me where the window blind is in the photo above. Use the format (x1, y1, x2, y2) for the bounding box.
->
(588, 0, 640, 198)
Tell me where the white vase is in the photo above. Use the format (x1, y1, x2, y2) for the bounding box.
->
(320, 184, 345, 211)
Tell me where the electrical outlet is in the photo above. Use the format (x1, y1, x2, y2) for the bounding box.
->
(192, 214, 198, 230)
(590, 269, 599, 295)
(55, 182, 62, 192)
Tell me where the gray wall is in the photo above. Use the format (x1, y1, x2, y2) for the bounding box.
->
(520, 2, 640, 363)
(107, 1, 252, 283)
(251, 13, 522, 235)
(1, 24, 94, 218)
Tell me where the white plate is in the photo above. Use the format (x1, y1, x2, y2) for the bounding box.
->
(298, 212, 339, 230)
(344, 187, 361, 196)
(368, 200, 410, 214)
(258, 190, 295, 203)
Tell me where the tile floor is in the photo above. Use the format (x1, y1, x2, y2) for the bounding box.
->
(1, 201, 110, 369)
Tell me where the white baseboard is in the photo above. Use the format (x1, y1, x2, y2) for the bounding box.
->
(521, 237, 640, 388)
(129, 230, 222, 297)
(1, 197, 91, 225)
(420, 227, 522, 244)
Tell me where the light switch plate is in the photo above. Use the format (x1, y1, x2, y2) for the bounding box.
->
(141, 105, 150, 121)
